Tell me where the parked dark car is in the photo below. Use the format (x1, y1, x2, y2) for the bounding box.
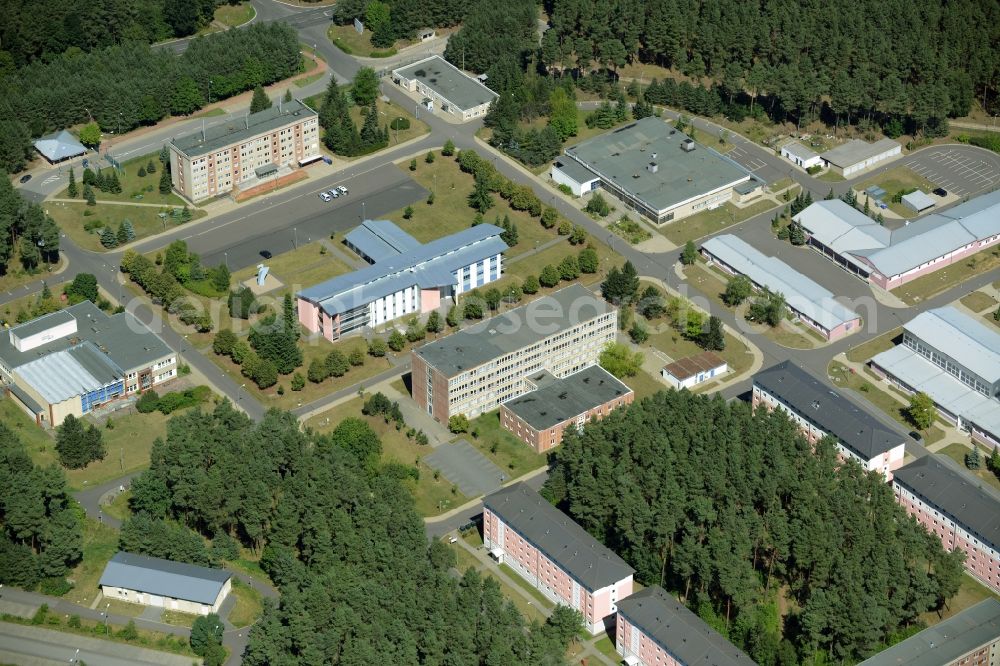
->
(260, 250, 272, 259)
(933, 187, 947, 197)
(18, 174, 31, 183)
(908, 431, 924, 443)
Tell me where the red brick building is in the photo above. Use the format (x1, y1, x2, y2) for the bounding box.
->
(615, 585, 755, 666)
(500, 365, 633, 453)
(483, 483, 634, 635)
(893, 456, 1000, 594)
(857, 598, 1000, 666)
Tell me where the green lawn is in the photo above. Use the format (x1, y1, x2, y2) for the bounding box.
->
(231, 240, 351, 297)
(102, 490, 132, 522)
(228, 578, 264, 628)
(816, 170, 846, 182)
(58, 153, 186, 207)
(193, 107, 227, 118)
(3, 398, 171, 491)
(304, 396, 470, 515)
(499, 563, 555, 608)
(921, 574, 1000, 625)
(293, 72, 325, 88)
(594, 636, 620, 661)
(938, 443, 1000, 492)
(960, 290, 998, 314)
(845, 328, 903, 363)
(446, 542, 547, 624)
(661, 199, 778, 245)
(645, 326, 753, 379)
(0, 255, 64, 296)
(48, 201, 205, 252)
(328, 24, 406, 57)
(857, 167, 938, 218)
(467, 411, 548, 478)
(307, 97, 428, 152)
(608, 216, 652, 244)
(622, 369, 668, 399)
(0, 282, 69, 326)
(390, 155, 556, 255)
(65, 518, 120, 606)
(893, 246, 1000, 305)
(214, 1, 255, 27)
(828, 361, 946, 444)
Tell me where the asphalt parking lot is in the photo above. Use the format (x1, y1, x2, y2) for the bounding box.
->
(425, 440, 505, 498)
(902, 148, 1000, 197)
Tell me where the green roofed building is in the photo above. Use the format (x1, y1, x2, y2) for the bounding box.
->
(552, 117, 755, 225)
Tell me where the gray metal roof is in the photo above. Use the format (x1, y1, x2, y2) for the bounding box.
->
(871, 346, 1000, 441)
(617, 586, 757, 666)
(9, 309, 75, 341)
(14, 343, 122, 404)
(484, 482, 634, 591)
(907, 307, 1000, 385)
(857, 599, 1000, 666)
(552, 159, 599, 184)
(893, 455, 1000, 552)
(7, 383, 43, 414)
(563, 117, 751, 214)
(0, 301, 173, 380)
(34, 130, 87, 162)
(344, 219, 421, 263)
(701, 235, 860, 331)
(503, 365, 632, 431)
(170, 99, 316, 159)
(392, 55, 498, 112)
(754, 360, 907, 460)
(299, 224, 507, 316)
(662, 350, 728, 381)
(797, 190, 1000, 279)
(99, 552, 231, 605)
(781, 141, 819, 161)
(414, 284, 614, 378)
(820, 138, 900, 168)
(901, 190, 936, 211)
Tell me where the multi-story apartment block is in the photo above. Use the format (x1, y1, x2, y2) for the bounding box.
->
(871, 306, 1000, 447)
(0, 301, 176, 427)
(893, 456, 1000, 594)
(753, 360, 907, 480)
(857, 598, 1000, 666)
(412, 284, 616, 423)
(483, 483, 634, 635)
(500, 365, 633, 453)
(169, 99, 320, 203)
(297, 221, 507, 341)
(615, 586, 755, 666)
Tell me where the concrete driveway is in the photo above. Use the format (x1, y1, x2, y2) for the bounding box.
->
(425, 440, 505, 497)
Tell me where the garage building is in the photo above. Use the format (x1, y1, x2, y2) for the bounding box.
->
(99, 552, 232, 616)
(819, 138, 901, 177)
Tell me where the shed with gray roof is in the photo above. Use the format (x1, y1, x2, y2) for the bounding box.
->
(34, 130, 87, 163)
(616, 586, 756, 666)
(820, 138, 901, 176)
(99, 552, 232, 615)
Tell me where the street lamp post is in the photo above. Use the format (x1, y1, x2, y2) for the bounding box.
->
(361, 200, 366, 221)
(208, 80, 213, 105)
(293, 227, 298, 249)
(224, 251, 228, 270)
(238, 383, 246, 403)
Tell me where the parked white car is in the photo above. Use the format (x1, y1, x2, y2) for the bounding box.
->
(337, 185, 348, 195)
(328, 189, 339, 198)
(319, 192, 332, 202)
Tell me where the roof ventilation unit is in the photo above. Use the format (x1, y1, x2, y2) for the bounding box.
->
(647, 162, 659, 173)
(681, 139, 696, 152)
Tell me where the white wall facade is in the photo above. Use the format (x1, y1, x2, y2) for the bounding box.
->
(781, 146, 822, 169)
(661, 361, 728, 390)
(550, 164, 600, 196)
(10, 319, 78, 352)
(839, 145, 902, 177)
(101, 578, 231, 615)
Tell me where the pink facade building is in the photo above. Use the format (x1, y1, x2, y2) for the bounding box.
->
(796, 194, 1000, 290)
(483, 483, 634, 635)
(500, 365, 633, 453)
(857, 598, 1000, 666)
(615, 586, 755, 666)
(892, 456, 1000, 595)
(296, 221, 506, 341)
(701, 234, 861, 342)
(753, 360, 907, 480)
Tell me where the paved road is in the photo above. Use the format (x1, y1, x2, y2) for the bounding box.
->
(74, 472, 143, 529)
(0, 622, 194, 666)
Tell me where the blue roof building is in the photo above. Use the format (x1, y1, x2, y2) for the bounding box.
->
(297, 220, 507, 340)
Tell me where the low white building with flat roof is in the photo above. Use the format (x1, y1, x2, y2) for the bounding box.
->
(780, 141, 822, 170)
(99, 552, 232, 615)
(392, 55, 498, 121)
(820, 138, 901, 177)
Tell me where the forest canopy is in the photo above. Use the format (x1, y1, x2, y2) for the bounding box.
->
(128, 403, 576, 664)
(543, 390, 965, 664)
